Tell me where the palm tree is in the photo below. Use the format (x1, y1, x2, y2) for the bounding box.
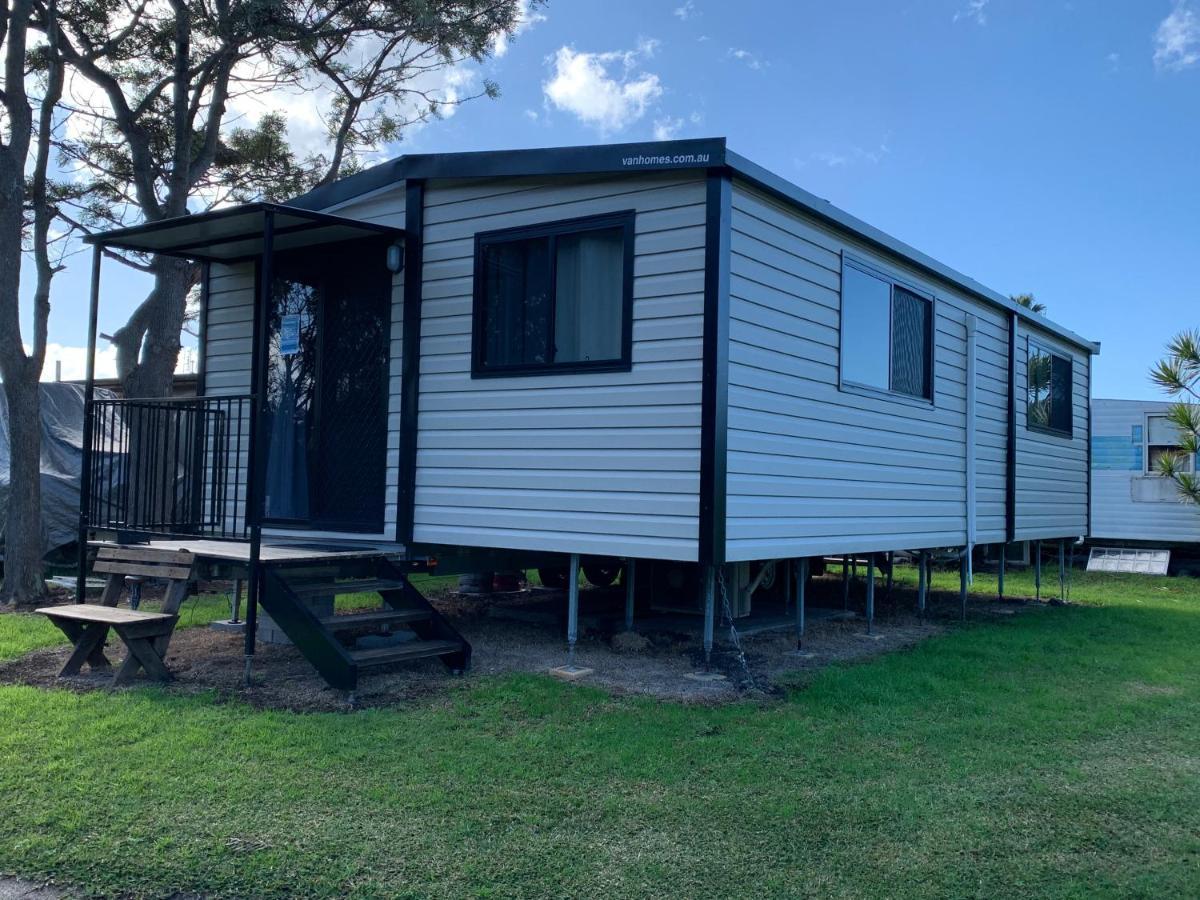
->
(1011, 293, 1047, 315)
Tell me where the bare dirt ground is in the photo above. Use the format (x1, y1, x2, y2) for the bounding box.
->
(0, 576, 1033, 712)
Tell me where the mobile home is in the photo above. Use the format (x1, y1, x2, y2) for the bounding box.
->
(1091, 398, 1200, 545)
(76, 138, 1099, 690)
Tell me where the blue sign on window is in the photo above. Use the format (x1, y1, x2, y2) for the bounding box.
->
(279, 314, 301, 356)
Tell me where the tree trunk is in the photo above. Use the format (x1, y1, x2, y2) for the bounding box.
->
(1, 376, 47, 606)
(0, 128, 48, 607)
(115, 256, 194, 400)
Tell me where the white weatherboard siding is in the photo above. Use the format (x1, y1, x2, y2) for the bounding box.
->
(1013, 325, 1089, 541)
(724, 180, 1013, 562)
(1090, 399, 1200, 543)
(412, 173, 707, 560)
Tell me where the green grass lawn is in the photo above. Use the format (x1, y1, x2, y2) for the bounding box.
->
(1, 568, 1198, 898)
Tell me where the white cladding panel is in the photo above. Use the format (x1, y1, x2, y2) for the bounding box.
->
(1090, 398, 1200, 543)
(411, 173, 707, 560)
(1013, 323, 1090, 540)
(723, 179, 1074, 561)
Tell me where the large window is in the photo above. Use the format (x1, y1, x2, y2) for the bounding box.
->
(1026, 340, 1073, 436)
(1145, 414, 1194, 475)
(473, 211, 634, 376)
(840, 259, 934, 400)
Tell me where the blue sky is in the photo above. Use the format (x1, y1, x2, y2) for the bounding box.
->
(31, 0, 1200, 399)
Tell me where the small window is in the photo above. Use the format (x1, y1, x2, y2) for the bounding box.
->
(1026, 340, 1073, 436)
(840, 259, 934, 400)
(473, 212, 634, 376)
(1145, 414, 1194, 475)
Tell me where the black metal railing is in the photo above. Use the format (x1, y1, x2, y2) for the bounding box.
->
(86, 394, 253, 539)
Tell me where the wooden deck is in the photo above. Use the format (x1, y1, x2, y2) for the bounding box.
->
(88, 537, 406, 565)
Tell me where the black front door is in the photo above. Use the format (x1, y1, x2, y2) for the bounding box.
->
(263, 239, 391, 532)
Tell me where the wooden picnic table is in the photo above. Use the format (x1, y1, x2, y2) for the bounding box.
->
(37, 604, 179, 685)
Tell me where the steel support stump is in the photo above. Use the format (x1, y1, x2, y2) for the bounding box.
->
(702, 565, 716, 666)
(959, 549, 968, 621)
(865, 554, 875, 634)
(624, 559, 636, 631)
(794, 558, 808, 650)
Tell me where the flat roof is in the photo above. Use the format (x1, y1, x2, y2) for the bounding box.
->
(85, 201, 402, 263)
(289, 137, 1098, 354)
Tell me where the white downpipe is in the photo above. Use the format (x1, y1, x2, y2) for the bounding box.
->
(965, 314, 978, 584)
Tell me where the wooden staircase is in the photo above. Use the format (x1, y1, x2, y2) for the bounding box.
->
(258, 557, 470, 691)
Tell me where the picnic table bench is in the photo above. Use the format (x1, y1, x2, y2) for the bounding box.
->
(38, 544, 197, 686)
(37, 604, 179, 685)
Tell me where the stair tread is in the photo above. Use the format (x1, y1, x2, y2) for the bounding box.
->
(287, 577, 408, 598)
(318, 608, 430, 631)
(349, 640, 463, 666)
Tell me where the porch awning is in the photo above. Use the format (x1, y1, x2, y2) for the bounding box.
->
(83, 201, 402, 263)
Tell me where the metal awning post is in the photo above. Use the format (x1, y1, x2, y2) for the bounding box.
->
(243, 210, 275, 684)
(76, 245, 102, 603)
(885, 550, 895, 599)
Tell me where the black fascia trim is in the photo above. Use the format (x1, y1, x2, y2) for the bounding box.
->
(397, 179, 426, 547)
(470, 210, 636, 379)
(1005, 311, 1017, 543)
(699, 168, 732, 568)
(288, 138, 729, 211)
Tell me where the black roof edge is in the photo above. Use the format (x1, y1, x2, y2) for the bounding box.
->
(84, 200, 403, 251)
(287, 137, 729, 211)
(286, 136, 1099, 355)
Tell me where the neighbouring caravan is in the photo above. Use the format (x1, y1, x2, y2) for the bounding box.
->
(1091, 398, 1200, 545)
(77, 138, 1100, 689)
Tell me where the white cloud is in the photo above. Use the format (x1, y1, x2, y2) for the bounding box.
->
(493, 0, 547, 58)
(1106, 51, 1121, 71)
(543, 43, 664, 133)
(1154, 2, 1200, 71)
(953, 0, 989, 25)
(674, 1, 697, 21)
(727, 47, 765, 70)
(37, 343, 199, 382)
(523, 108, 540, 121)
(800, 141, 891, 169)
(653, 116, 683, 140)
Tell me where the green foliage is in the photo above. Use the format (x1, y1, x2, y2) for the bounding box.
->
(2, 571, 1200, 897)
(1150, 328, 1200, 505)
(1011, 292, 1047, 314)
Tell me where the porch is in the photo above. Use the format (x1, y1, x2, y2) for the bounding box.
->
(76, 201, 433, 688)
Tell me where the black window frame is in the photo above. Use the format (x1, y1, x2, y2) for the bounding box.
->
(471, 210, 636, 378)
(1025, 338, 1074, 438)
(838, 255, 937, 404)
